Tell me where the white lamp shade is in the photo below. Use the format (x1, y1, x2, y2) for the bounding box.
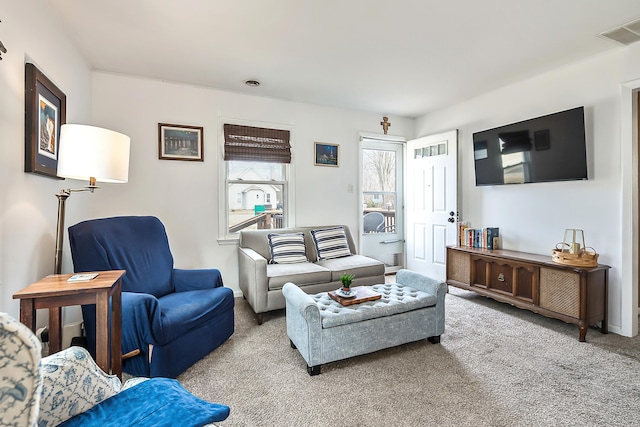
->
(57, 124, 130, 183)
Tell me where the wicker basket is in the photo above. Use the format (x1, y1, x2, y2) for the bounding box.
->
(551, 246, 599, 268)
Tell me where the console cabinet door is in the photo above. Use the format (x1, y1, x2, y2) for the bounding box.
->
(470, 256, 538, 303)
(514, 264, 539, 304)
(487, 261, 513, 294)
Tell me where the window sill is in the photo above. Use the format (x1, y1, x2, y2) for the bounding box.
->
(217, 236, 240, 246)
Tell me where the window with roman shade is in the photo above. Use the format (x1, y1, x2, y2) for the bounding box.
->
(221, 122, 292, 239)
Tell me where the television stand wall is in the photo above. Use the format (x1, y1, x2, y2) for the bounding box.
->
(446, 246, 610, 342)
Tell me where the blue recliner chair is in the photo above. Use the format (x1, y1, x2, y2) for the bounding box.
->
(68, 216, 235, 378)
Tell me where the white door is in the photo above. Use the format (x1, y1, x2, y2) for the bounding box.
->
(406, 130, 458, 280)
(360, 138, 405, 273)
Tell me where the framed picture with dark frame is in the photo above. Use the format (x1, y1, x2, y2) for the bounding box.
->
(24, 63, 67, 178)
(314, 142, 339, 167)
(158, 123, 204, 161)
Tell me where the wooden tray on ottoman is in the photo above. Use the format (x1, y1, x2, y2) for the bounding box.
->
(328, 286, 381, 306)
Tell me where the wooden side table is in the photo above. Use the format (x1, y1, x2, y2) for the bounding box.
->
(13, 270, 125, 379)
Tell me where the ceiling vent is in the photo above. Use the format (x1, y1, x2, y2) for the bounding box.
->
(599, 17, 640, 46)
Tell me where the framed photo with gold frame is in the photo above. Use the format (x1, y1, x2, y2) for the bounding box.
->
(158, 123, 204, 161)
(24, 63, 67, 178)
(314, 142, 339, 167)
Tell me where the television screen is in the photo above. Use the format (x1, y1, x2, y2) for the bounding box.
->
(473, 107, 587, 186)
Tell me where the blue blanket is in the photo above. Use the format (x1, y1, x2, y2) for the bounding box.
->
(60, 378, 230, 427)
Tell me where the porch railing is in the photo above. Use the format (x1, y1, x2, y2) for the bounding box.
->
(229, 210, 283, 234)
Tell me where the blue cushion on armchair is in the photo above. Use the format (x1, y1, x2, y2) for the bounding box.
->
(158, 287, 234, 344)
(60, 378, 230, 426)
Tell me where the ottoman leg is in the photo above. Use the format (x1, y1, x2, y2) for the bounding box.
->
(307, 365, 321, 376)
(290, 339, 297, 349)
(428, 335, 441, 344)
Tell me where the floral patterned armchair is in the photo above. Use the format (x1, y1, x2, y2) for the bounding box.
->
(0, 312, 229, 426)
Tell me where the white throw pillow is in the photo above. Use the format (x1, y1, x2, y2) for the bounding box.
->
(311, 226, 352, 260)
(268, 232, 308, 264)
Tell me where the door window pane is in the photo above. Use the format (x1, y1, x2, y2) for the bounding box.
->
(362, 149, 396, 192)
(362, 149, 396, 233)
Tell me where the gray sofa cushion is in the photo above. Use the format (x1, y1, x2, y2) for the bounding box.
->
(311, 283, 437, 328)
(315, 254, 385, 282)
(267, 262, 332, 290)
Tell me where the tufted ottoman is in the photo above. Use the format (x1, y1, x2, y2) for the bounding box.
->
(283, 269, 446, 375)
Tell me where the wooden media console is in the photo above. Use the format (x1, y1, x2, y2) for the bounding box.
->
(446, 246, 610, 342)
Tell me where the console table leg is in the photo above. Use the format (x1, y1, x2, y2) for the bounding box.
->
(578, 324, 587, 342)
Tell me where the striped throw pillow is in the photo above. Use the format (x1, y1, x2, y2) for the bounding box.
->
(310, 226, 352, 261)
(268, 233, 308, 264)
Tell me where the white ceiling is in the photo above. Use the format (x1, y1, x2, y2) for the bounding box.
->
(48, 0, 640, 118)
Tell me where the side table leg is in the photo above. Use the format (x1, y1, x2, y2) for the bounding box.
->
(19, 299, 36, 331)
(95, 292, 109, 374)
(111, 282, 122, 379)
(48, 307, 63, 354)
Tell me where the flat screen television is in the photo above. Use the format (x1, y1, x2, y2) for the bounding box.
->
(473, 106, 587, 186)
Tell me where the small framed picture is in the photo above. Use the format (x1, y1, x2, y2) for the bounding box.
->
(158, 123, 204, 161)
(314, 142, 339, 167)
(24, 63, 67, 178)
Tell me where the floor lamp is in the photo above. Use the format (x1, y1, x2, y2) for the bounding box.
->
(54, 124, 130, 274)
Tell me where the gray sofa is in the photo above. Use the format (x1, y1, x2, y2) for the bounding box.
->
(238, 225, 385, 324)
(283, 269, 446, 375)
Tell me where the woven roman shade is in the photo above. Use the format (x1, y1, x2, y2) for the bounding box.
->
(223, 124, 291, 163)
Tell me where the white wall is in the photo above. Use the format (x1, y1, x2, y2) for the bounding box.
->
(90, 72, 414, 295)
(0, 0, 93, 320)
(415, 45, 640, 337)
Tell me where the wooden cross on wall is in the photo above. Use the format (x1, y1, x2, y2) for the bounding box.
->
(380, 116, 391, 134)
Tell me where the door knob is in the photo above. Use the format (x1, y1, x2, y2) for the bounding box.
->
(448, 217, 455, 223)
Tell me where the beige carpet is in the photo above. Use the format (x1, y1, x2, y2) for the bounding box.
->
(178, 287, 640, 426)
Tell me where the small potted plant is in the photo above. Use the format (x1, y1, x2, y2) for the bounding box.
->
(340, 273, 354, 293)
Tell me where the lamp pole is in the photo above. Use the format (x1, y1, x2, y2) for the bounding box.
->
(53, 178, 97, 274)
(54, 191, 70, 274)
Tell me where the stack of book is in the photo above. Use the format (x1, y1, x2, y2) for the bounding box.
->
(458, 223, 500, 249)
